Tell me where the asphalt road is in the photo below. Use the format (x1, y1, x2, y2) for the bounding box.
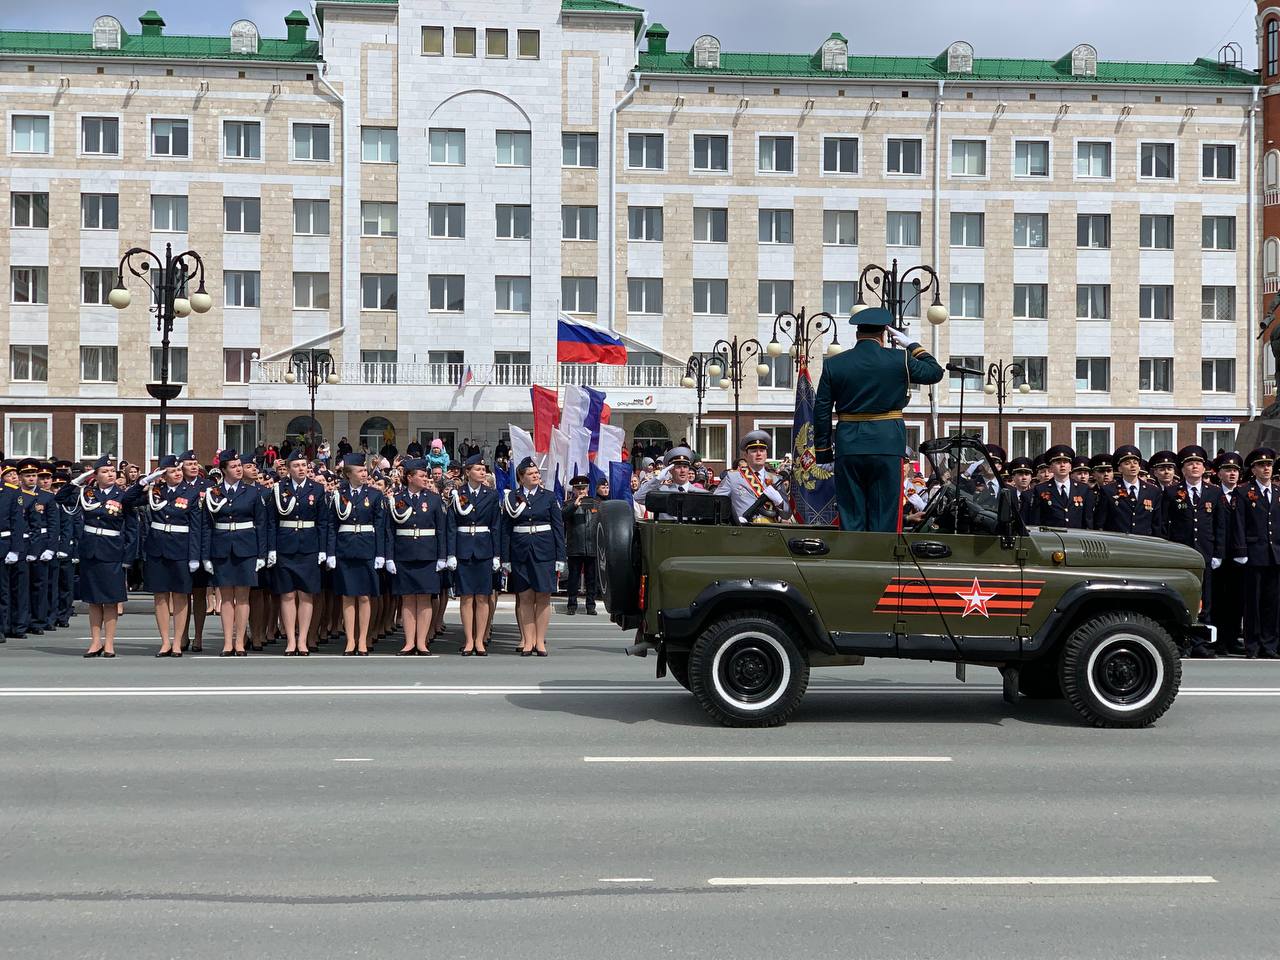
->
(2, 607, 1279, 959)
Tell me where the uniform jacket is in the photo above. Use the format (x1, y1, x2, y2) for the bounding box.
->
(55, 496, 81, 559)
(55, 481, 143, 563)
(1010, 487, 1036, 527)
(713, 468, 792, 522)
(266, 478, 328, 556)
(140, 480, 203, 564)
(562, 495, 600, 557)
(813, 338, 944, 458)
(1030, 479, 1096, 529)
(1215, 485, 1244, 561)
(1095, 479, 1164, 536)
(500, 487, 566, 566)
(446, 484, 501, 561)
(20, 487, 55, 556)
(327, 483, 387, 561)
(387, 488, 447, 564)
(1161, 480, 1224, 561)
(0, 483, 27, 555)
(202, 480, 267, 562)
(1231, 479, 1280, 565)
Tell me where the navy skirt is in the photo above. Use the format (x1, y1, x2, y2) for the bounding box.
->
(144, 556, 192, 595)
(392, 559, 442, 597)
(271, 555, 322, 595)
(334, 556, 378, 597)
(213, 554, 259, 589)
(79, 558, 127, 605)
(190, 564, 212, 589)
(455, 557, 494, 596)
(510, 560, 556, 595)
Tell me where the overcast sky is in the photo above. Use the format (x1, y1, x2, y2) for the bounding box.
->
(3, 0, 1260, 68)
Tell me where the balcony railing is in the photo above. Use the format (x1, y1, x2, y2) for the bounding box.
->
(252, 360, 687, 390)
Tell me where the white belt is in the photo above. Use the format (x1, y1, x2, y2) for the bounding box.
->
(395, 528, 436, 538)
(152, 523, 189, 533)
(338, 524, 374, 533)
(0, 531, 8, 538)
(514, 524, 551, 534)
(458, 525, 491, 534)
(84, 525, 120, 538)
(214, 521, 254, 532)
(279, 520, 316, 529)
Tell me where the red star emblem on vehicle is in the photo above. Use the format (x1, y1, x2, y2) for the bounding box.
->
(955, 577, 997, 618)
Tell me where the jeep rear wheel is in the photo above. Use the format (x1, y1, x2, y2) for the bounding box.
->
(1059, 612, 1181, 728)
(688, 612, 810, 728)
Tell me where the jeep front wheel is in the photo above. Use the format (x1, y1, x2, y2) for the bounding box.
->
(1059, 612, 1181, 728)
(687, 612, 810, 728)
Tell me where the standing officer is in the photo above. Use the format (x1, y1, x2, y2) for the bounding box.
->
(714, 432, 792, 525)
(386, 456, 448, 656)
(562, 475, 600, 616)
(327, 452, 387, 656)
(14, 459, 53, 636)
(1161, 444, 1222, 657)
(1033, 452, 1051, 486)
(447, 453, 502, 657)
(51, 463, 79, 629)
(1094, 445, 1162, 536)
(1070, 455, 1093, 493)
(266, 450, 328, 656)
(1212, 451, 1246, 656)
(202, 449, 268, 657)
(1005, 457, 1036, 526)
(34, 462, 60, 634)
(1149, 450, 1179, 489)
(500, 457, 565, 657)
(1090, 452, 1115, 494)
(137, 454, 201, 657)
(813, 308, 944, 532)
(0, 460, 25, 640)
(1031, 445, 1095, 529)
(1233, 448, 1280, 658)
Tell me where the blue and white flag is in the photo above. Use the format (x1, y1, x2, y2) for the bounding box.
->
(793, 364, 839, 525)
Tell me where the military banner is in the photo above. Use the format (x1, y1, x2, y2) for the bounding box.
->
(791, 364, 839, 525)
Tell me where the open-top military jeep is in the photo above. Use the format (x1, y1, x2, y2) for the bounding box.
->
(596, 437, 1205, 729)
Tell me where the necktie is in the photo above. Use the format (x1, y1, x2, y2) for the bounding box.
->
(1191, 487, 1199, 507)
(1059, 484, 1067, 499)
(1129, 485, 1137, 500)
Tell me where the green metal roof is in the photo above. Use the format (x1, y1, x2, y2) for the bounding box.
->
(0, 27, 320, 62)
(561, 0, 644, 12)
(637, 51, 1259, 87)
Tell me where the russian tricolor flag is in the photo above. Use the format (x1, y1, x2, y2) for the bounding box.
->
(557, 313, 627, 365)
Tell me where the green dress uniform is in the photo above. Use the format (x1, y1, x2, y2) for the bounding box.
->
(813, 309, 944, 532)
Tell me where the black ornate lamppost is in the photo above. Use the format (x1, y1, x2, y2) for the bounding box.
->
(109, 243, 212, 460)
(984, 359, 1032, 442)
(681, 352, 714, 444)
(284, 349, 339, 451)
(767, 307, 842, 370)
(707, 336, 768, 454)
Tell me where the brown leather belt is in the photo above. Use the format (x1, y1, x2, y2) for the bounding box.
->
(837, 411, 904, 423)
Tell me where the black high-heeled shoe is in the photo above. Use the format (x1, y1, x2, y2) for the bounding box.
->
(358, 650, 369, 656)
(396, 649, 416, 656)
(476, 649, 488, 657)
(154, 650, 172, 658)
(461, 648, 474, 657)
(343, 650, 356, 656)
(171, 651, 182, 658)
(234, 650, 247, 657)
(298, 649, 310, 657)
(520, 649, 533, 657)
(83, 649, 103, 658)
(103, 652, 116, 658)
(535, 650, 548, 657)
(284, 650, 297, 657)
(219, 650, 235, 657)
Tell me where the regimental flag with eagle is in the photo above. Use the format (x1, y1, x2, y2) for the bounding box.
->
(791, 363, 839, 525)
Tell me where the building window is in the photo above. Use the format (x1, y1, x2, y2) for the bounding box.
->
(1139, 285, 1173, 321)
(224, 197, 261, 234)
(147, 118, 188, 158)
(223, 419, 257, 453)
(822, 209, 857, 246)
(950, 283, 984, 319)
(693, 278, 728, 315)
(1011, 426, 1048, 459)
(81, 267, 116, 305)
(1076, 284, 1111, 320)
(694, 207, 728, 243)
(421, 25, 444, 56)
(1012, 357, 1047, 392)
(758, 208, 793, 244)
(8, 418, 49, 457)
(1140, 142, 1174, 179)
(359, 350, 398, 385)
(1139, 214, 1173, 250)
(886, 211, 921, 246)
(562, 205, 598, 240)
(1014, 140, 1049, 177)
(292, 272, 329, 310)
(757, 360, 794, 391)
(1202, 358, 1235, 393)
(1201, 285, 1235, 322)
(1202, 144, 1236, 181)
(151, 195, 188, 232)
(517, 29, 539, 59)
(950, 212, 984, 247)
(9, 344, 48, 382)
(823, 280, 856, 316)
(950, 139, 986, 176)
(428, 203, 465, 239)
(1013, 284, 1047, 320)
(495, 204, 532, 240)
(11, 192, 48, 228)
(1077, 214, 1110, 249)
(1012, 212, 1047, 248)
(361, 274, 398, 311)
(150, 346, 188, 384)
(223, 120, 261, 160)
(1267, 239, 1280, 278)
(495, 130, 531, 167)
(1202, 216, 1236, 251)
(81, 193, 118, 230)
(948, 356, 984, 390)
(1075, 357, 1110, 392)
(1269, 18, 1279, 76)
(224, 271, 261, 308)
(823, 136, 858, 174)
(291, 123, 330, 162)
(11, 114, 50, 154)
(1076, 141, 1112, 178)
(561, 276, 597, 314)
(361, 201, 398, 237)
(494, 351, 532, 385)
(1074, 427, 1112, 459)
(1137, 427, 1174, 458)
(485, 27, 508, 58)
(427, 128, 465, 165)
(149, 419, 190, 462)
(79, 418, 119, 459)
(627, 278, 663, 314)
(10, 267, 48, 304)
(758, 135, 795, 173)
(562, 132, 598, 168)
(80, 345, 118, 383)
(427, 352, 465, 387)
(627, 133, 664, 170)
(1269, 151, 1280, 191)
(428, 275, 465, 312)
(758, 279, 793, 315)
(628, 206, 664, 242)
(1201, 427, 1237, 457)
(224, 348, 256, 384)
(362, 127, 398, 163)
(694, 133, 730, 171)
(696, 423, 728, 463)
(495, 276, 531, 313)
(293, 199, 329, 236)
(887, 137, 922, 175)
(454, 27, 476, 57)
(1138, 357, 1173, 392)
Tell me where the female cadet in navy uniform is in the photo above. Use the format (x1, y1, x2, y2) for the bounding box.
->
(138, 454, 203, 657)
(326, 452, 387, 655)
(386, 457, 448, 655)
(500, 457, 565, 656)
(241, 460, 275, 651)
(266, 450, 329, 656)
(447, 453, 502, 656)
(202, 450, 268, 657)
(177, 450, 212, 652)
(58, 455, 144, 657)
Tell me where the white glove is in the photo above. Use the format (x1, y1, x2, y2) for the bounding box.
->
(492, 556, 501, 572)
(188, 560, 199, 572)
(73, 469, 93, 487)
(267, 550, 277, 568)
(555, 560, 567, 575)
(374, 556, 385, 570)
(1210, 558, 1222, 570)
(56, 551, 67, 559)
(318, 552, 327, 565)
(326, 555, 337, 570)
(658, 465, 673, 482)
(885, 326, 911, 348)
(501, 562, 512, 574)
(447, 556, 458, 571)
(386, 559, 397, 575)
(203, 560, 214, 574)
(122, 563, 130, 570)
(817, 461, 834, 471)
(26, 555, 35, 562)
(435, 558, 448, 572)
(39, 550, 53, 561)
(143, 468, 164, 484)
(255, 559, 265, 572)
(763, 486, 784, 506)
(1233, 557, 1248, 565)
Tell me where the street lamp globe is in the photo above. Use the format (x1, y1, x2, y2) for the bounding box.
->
(983, 383, 997, 396)
(284, 372, 297, 384)
(108, 285, 131, 310)
(755, 362, 771, 377)
(766, 340, 782, 357)
(681, 375, 695, 388)
(850, 303, 869, 316)
(926, 303, 949, 325)
(326, 372, 340, 385)
(718, 378, 730, 389)
(707, 362, 722, 378)
(826, 341, 844, 356)
(189, 287, 213, 314)
(172, 297, 192, 317)
(1018, 382, 1032, 394)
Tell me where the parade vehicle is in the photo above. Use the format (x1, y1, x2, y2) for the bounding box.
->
(596, 436, 1207, 729)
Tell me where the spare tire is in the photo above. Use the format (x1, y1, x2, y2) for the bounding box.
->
(596, 500, 640, 619)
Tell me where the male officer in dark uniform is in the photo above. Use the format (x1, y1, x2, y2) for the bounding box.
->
(1005, 457, 1036, 526)
(1031, 445, 1095, 528)
(1070, 455, 1093, 492)
(562, 475, 600, 615)
(1162, 444, 1222, 657)
(13, 459, 49, 636)
(0, 460, 25, 640)
(1094, 445, 1162, 536)
(51, 462, 78, 628)
(1033, 452, 1051, 486)
(1211, 451, 1246, 655)
(34, 462, 60, 633)
(1149, 450, 1179, 489)
(1089, 451, 1115, 493)
(984, 444, 1007, 483)
(813, 307, 944, 532)
(1233, 448, 1280, 658)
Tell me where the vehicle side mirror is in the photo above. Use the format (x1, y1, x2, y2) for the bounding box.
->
(996, 486, 1019, 544)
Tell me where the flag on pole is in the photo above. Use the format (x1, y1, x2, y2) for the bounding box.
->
(548, 426, 571, 496)
(790, 364, 839, 526)
(508, 424, 536, 472)
(584, 385, 607, 452)
(530, 385, 560, 451)
(557, 313, 627, 365)
(596, 423, 625, 468)
(455, 363, 474, 391)
(609, 460, 634, 506)
(494, 460, 513, 496)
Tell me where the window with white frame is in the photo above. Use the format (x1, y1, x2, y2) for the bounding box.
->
(1202, 144, 1236, 180)
(1201, 427, 1237, 456)
(80, 345, 118, 383)
(757, 359, 794, 391)
(11, 114, 50, 154)
(823, 136, 858, 174)
(224, 196, 261, 234)
(1077, 284, 1111, 320)
(1011, 426, 1048, 459)
(361, 201, 397, 237)
(149, 419, 190, 462)
(293, 198, 329, 235)
(1139, 214, 1173, 250)
(494, 351, 531, 385)
(1014, 140, 1049, 177)
(223, 420, 257, 455)
(1012, 357, 1047, 391)
(8, 418, 49, 457)
(1202, 216, 1236, 251)
(361, 350, 399, 385)
(495, 276, 531, 313)
(1140, 142, 1174, 179)
(950, 139, 986, 176)
(628, 206, 663, 241)
(1076, 140, 1111, 178)
(1139, 285, 1173, 320)
(561, 276, 597, 314)
(950, 212, 984, 247)
(292, 123, 330, 161)
(1014, 212, 1047, 248)
(495, 204, 531, 240)
(1268, 150, 1280, 190)
(292, 272, 329, 310)
(1077, 214, 1110, 248)
(428, 202, 465, 239)
(949, 283, 984, 319)
(223, 348, 256, 383)
(225, 270, 261, 308)
(758, 135, 795, 173)
(1139, 357, 1173, 392)
(1267, 239, 1279, 277)
(223, 120, 261, 160)
(1137, 426, 1174, 458)
(151, 195, 188, 232)
(627, 278, 662, 313)
(9, 344, 48, 382)
(428, 275, 465, 312)
(495, 130, 531, 167)
(823, 209, 857, 246)
(693, 278, 728, 315)
(694, 134, 729, 171)
(948, 356, 984, 390)
(363, 126, 398, 163)
(823, 280, 856, 316)
(697, 423, 728, 463)
(758, 208, 793, 244)
(428, 128, 463, 165)
(10, 267, 47, 304)
(1075, 357, 1110, 391)
(1201, 285, 1235, 322)
(694, 207, 728, 243)
(81, 192, 119, 230)
(151, 119, 188, 160)
(887, 137, 922, 175)
(1013, 283, 1047, 319)
(81, 268, 116, 305)
(887, 211, 921, 246)
(79, 418, 119, 458)
(562, 132, 598, 168)
(11, 192, 48, 229)
(758, 280, 793, 315)
(362, 274, 398, 311)
(150, 346, 188, 384)
(1202, 358, 1235, 392)
(1074, 426, 1112, 459)
(562, 205, 597, 241)
(628, 133, 664, 170)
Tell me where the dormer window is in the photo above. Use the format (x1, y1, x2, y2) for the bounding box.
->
(820, 33, 848, 72)
(1267, 19, 1278, 77)
(946, 41, 973, 74)
(92, 15, 122, 50)
(1071, 43, 1097, 77)
(693, 35, 720, 70)
(230, 20, 260, 55)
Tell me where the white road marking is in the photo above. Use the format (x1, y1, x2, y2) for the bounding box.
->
(598, 878, 654, 883)
(706, 875, 1218, 887)
(583, 756, 952, 764)
(332, 758, 373, 763)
